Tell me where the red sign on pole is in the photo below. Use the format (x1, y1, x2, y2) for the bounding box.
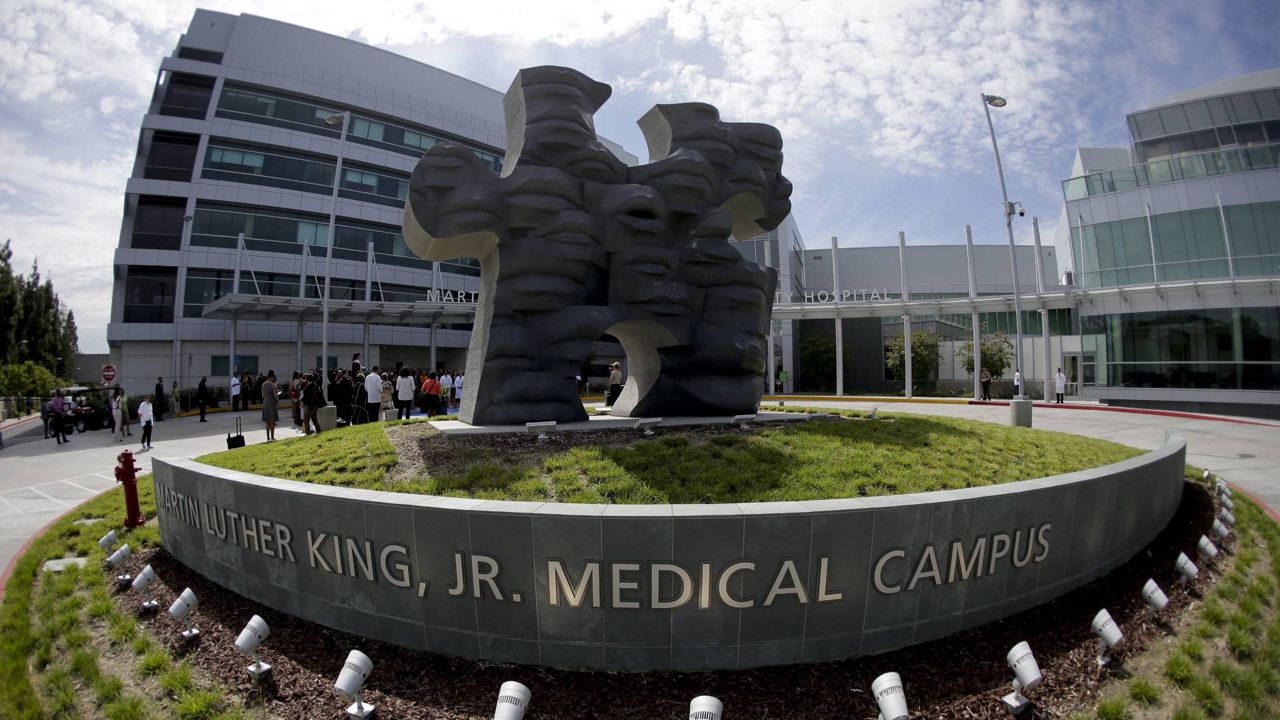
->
(102, 364, 117, 383)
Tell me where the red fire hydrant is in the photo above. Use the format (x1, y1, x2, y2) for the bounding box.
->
(115, 450, 147, 529)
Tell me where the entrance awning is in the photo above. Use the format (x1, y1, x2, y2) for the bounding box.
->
(201, 294, 477, 325)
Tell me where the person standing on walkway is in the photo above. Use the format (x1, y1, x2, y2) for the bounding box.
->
(1055, 367, 1067, 404)
(110, 386, 126, 443)
(395, 367, 415, 420)
(154, 377, 166, 421)
(196, 377, 209, 422)
(440, 371, 453, 409)
(980, 369, 992, 401)
(118, 386, 133, 437)
(363, 368, 383, 425)
(50, 390, 70, 445)
(138, 394, 154, 451)
(455, 372, 464, 409)
(1013, 369, 1022, 398)
(420, 372, 441, 417)
(301, 373, 323, 435)
(261, 371, 280, 440)
(230, 372, 242, 413)
(607, 362, 623, 407)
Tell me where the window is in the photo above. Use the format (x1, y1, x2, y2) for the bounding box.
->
(1230, 93, 1261, 123)
(212, 356, 258, 377)
(216, 86, 340, 137)
(123, 267, 176, 323)
(238, 272, 299, 297)
(297, 221, 328, 247)
(132, 197, 186, 250)
(144, 132, 199, 181)
(1183, 100, 1214, 131)
(183, 269, 234, 317)
(207, 147, 265, 171)
(159, 73, 215, 119)
(343, 169, 378, 192)
(403, 129, 435, 151)
(203, 142, 334, 194)
(1132, 110, 1163, 140)
(1158, 106, 1189, 134)
(176, 47, 223, 64)
(351, 117, 385, 142)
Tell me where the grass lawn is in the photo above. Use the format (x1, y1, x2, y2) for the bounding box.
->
(197, 407, 1143, 503)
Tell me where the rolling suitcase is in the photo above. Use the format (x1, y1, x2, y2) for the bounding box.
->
(227, 417, 246, 449)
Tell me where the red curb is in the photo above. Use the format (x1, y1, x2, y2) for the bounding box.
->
(967, 400, 1279, 428)
(0, 512, 66, 602)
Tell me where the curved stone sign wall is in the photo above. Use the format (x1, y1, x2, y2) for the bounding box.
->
(153, 436, 1185, 671)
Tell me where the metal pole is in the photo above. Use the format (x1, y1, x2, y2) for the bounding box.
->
(295, 319, 303, 376)
(321, 110, 350, 380)
(965, 225, 981, 400)
(1216, 192, 1235, 278)
(903, 314, 913, 399)
(1033, 217, 1052, 401)
(832, 235, 843, 396)
(982, 93, 1024, 396)
(1144, 202, 1159, 283)
(766, 239, 776, 395)
(429, 322, 438, 371)
(898, 231, 911, 398)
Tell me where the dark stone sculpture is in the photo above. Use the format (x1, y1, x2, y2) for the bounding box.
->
(403, 66, 792, 425)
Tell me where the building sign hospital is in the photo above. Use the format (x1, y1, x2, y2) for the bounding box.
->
(154, 438, 1183, 671)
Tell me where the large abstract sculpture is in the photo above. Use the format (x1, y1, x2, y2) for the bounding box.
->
(403, 66, 792, 424)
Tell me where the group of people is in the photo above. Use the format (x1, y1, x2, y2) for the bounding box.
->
(40, 385, 157, 451)
(977, 367, 1068, 402)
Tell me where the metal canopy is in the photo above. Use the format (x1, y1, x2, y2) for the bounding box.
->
(201, 294, 477, 325)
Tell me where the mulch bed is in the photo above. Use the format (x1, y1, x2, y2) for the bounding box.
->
(114, 482, 1221, 719)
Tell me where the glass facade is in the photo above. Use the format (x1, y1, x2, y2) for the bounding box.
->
(158, 73, 214, 120)
(144, 132, 200, 182)
(1062, 143, 1280, 201)
(1081, 307, 1280, 390)
(131, 197, 186, 250)
(202, 143, 334, 194)
(1069, 201, 1280, 288)
(1125, 89, 1280, 159)
(213, 84, 502, 171)
(183, 269, 234, 317)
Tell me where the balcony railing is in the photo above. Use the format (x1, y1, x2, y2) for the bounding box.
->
(1063, 143, 1280, 201)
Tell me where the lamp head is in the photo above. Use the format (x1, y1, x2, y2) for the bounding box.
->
(984, 94, 1007, 108)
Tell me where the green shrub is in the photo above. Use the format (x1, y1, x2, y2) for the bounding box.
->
(69, 648, 100, 681)
(1128, 677, 1161, 706)
(1171, 705, 1207, 720)
(1095, 694, 1129, 719)
(1165, 652, 1198, 688)
(93, 675, 124, 706)
(1189, 677, 1224, 717)
(160, 662, 196, 697)
(175, 689, 225, 720)
(104, 695, 152, 720)
(137, 649, 170, 677)
(1228, 626, 1256, 660)
(1203, 598, 1229, 626)
(1179, 638, 1206, 663)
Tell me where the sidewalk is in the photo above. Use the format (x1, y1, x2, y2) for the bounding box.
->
(0, 410, 279, 584)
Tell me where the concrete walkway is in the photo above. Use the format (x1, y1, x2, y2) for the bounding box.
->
(762, 399, 1280, 514)
(0, 410, 280, 584)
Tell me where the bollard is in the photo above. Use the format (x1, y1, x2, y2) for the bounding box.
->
(114, 450, 147, 528)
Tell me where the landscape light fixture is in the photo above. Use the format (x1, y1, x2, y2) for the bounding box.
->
(1141, 579, 1169, 620)
(168, 587, 200, 641)
(633, 417, 662, 436)
(688, 695, 723, 720)
(98, 529, 118, 552)
(334, 649, 375, 719)
(130, 564, 160, 612)
(867, 407, 880, 420)
(235, 614, 272, 681)
(1197, 535, 1219, 562)
(526, 421, 556, 441)
(1175, 552, 1199, 585)
(107, 544, 133, 586)
(1001, 641, 1042, 715)
(1211, 518, 1231, 540)
(1091, 609, 1124, 666)
(1203, 469, 1212, 481)
(1219, 509, 1236, 527)
(493, 680, 531, 720)
(871, 672, 909, 720)
(730, 413, 756, 426)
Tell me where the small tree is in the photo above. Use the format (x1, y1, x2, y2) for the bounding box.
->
(0, 360, 60, 398)
(958, 331, 1015, 379)
(884, 330, 941, 390)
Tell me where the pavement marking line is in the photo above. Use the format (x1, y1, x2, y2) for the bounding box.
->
(0, 495, 22, 515)
(60, 479, 103, 495)
(25, 486, 68, 507)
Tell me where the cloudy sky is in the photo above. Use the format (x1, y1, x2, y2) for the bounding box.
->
(1, 0, 1277, 353)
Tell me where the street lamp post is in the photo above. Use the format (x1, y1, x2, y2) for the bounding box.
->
(321, 111, 352, 382)
(981, 92, 1026, 398)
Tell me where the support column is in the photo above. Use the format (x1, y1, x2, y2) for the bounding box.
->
(767, 332, 776, 396)
(295, 319, 303, 376)
(429, 322, 438, 371)
(965, 225, 981, 400)
(229, 319, 238, 377)
(1033, 217, 1052, 401)
(363, 320, 371, 371)
(832, 235, 843, 396)
(903, 314, 913, 399)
